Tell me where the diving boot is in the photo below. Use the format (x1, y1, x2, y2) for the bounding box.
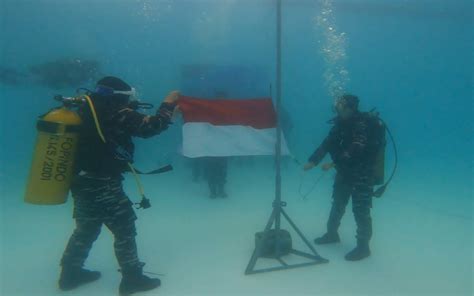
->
(314, 232, 340, 245)
(209, 184, 217, 199)
(345, 240, 371, 261)
(119, 266, 161, 296)
(58, 267, 101, 291)
(217, 185, 228, 198)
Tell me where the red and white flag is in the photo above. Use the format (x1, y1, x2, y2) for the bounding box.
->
(177, 96, 290, 158)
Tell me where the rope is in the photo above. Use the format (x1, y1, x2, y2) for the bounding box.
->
(298, 170, 328, 200)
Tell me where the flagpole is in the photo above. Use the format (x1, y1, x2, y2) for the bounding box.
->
(275, 0, 282, 230)
(244, 0, 328, 275)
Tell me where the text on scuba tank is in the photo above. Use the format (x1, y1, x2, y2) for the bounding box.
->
(40, 135, 74, 182)
(40, 135, 58, 181)
(55, 137, 74, 181)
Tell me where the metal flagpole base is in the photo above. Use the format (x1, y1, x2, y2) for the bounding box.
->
(245, 202, 329, 275)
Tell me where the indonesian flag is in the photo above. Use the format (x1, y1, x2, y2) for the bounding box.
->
(178, 96, 290, 158)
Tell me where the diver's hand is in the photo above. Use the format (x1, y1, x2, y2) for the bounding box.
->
(303, 162, 316, 171)
(321, 162, 335, 171)
(172, 105, 182, 119)
(164, 90, 180, 104)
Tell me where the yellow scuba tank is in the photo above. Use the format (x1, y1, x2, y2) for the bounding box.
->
(367, 110, 386, 186)
(25, 107, 82, 205)
(373, 143, 385, 185)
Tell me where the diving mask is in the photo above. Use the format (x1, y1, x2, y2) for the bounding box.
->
(95, 84, 138, 101)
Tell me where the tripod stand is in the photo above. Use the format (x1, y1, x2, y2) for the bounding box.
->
(245, 198, 329, 274)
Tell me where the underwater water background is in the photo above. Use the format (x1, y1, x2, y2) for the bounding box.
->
(0, 0, 472, 295)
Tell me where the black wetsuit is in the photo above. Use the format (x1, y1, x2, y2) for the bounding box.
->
(60, 100, 175, 273)
(309, 112, 377, 244)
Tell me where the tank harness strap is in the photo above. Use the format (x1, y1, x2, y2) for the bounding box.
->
(37, 120, 82, 134)
(132, 165, 173, 175)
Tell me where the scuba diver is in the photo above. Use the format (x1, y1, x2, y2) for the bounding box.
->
(304, 94, 386, 261)
(58, 76, 179, 295)
(205, 90, 229, 199)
